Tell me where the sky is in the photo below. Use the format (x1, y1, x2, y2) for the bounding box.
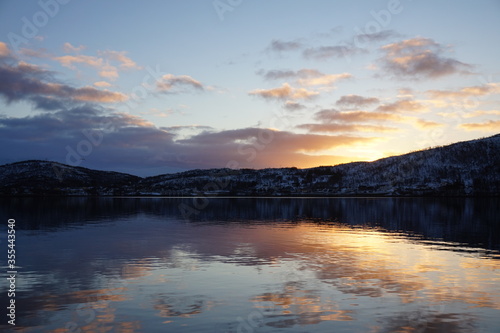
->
(0, 0, 499, 176)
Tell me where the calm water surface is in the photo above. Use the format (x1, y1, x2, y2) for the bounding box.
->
(1, 197, 499, 332)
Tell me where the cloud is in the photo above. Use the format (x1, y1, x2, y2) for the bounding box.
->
(28, 96, 70, 111)
(0, 41, 12, 58)
(0, 58, 127, 107)
(379, 37, 474, 79)
(376, 99, 426, 113)
(354, 30, 400, 44)
(297, 109, 402, 134)
(297, 123, 398, 133)
(267, 39, 303, 53)
(99, 50, 141, 70)
(258, 69, 320, 81)
(161, 125, 213, 132)
(0, 43, 373, 173)
(303, 44, 366, 60)
(98, 65, 119, 80)
(54, 47, 141, 80)
(459, 120, 500, 131)
(19, 47, 51, 59)
(63, 42, 86, 53)
(427, 83, 500, 99)
(249, 83, 319, 101)
(156, 74, 204, 93)
(55, 54, 103, 69)
(464, 110, 500, 118)
(94, 81, 112, 87)
(336, 95, 380, 109)
(0, 106, 375, 174)
(179, 128, 374, 155)
(297, 73, 351, 87)
(258, 68, 351, 87)
(283, 101, 306, 111)
(314, 109, 403, 123)
(413, 118, 443, 129)
(68, 86, 127, 103)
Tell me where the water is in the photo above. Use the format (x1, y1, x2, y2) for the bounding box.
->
(1, 197, 499, 332)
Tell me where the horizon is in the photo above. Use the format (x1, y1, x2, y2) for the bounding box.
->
(3, 132, 498, 177)
(1, 1, 500, 177)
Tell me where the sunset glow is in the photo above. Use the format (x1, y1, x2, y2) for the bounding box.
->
(0, 1, 499, 175)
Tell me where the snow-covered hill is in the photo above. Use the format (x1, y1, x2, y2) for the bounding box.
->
(1, 134, 499, 196)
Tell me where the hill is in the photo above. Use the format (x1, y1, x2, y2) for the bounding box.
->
(0, 160, 141, 196)
(1, 134, 499, 196)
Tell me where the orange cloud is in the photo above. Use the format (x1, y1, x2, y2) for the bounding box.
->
(414, 118, 443, 129)
(460, 120, 500, 131)
(249, 83, 319, 100)
(0, 41, 11, 58)
(71, 86, 127, 103)
(42, 83, 127, 103)
(55, 48, 141, 80)
(55, 54, 103, 69)
(100, 50, 141, 70)
(427, 83, 500, 99)
(464, 110, 500, 118)
(63, 42, 86, 53)
(99, 65, 119, 80)
(94, 81, 112, 87)
(298, 123, 399, 133)
(297, 73, 352, 87)
(298, 109, 404, 134)
(376, 99, 426, 113)
(259, 68, 352, 87)
(114, 112, 155, 127)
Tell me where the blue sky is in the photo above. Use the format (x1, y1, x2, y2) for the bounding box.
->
(0, 0, 499, 176)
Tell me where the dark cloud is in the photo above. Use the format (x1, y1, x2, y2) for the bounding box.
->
(0, 43, 372, 175)
(354, 30, 400, 44)
(283, 101, 306, 111)
(156, 74, 205, 93)
(379, 37, 474, 79)
(30, 96, 72, 111)
(267, 39, 303, 53)
(258, 69, 323, 81)
(336, 95, 380, 109)
(178, 128, 373, 156)
(0, 105, 374, 175)
(160, 125, 214, 132)
(303, 44, 366, 60)
(0, 57, 127, 108)
(314, 109, 403, 123)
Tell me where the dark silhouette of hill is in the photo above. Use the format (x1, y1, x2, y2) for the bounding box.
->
(0, 134, 499, 196)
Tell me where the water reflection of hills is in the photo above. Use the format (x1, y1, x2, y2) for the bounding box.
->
(1, 197, 499, 252)
(1, 197, 499, 332)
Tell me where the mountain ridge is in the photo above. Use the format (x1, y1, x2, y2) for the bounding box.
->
(1, 134, 499, 196)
